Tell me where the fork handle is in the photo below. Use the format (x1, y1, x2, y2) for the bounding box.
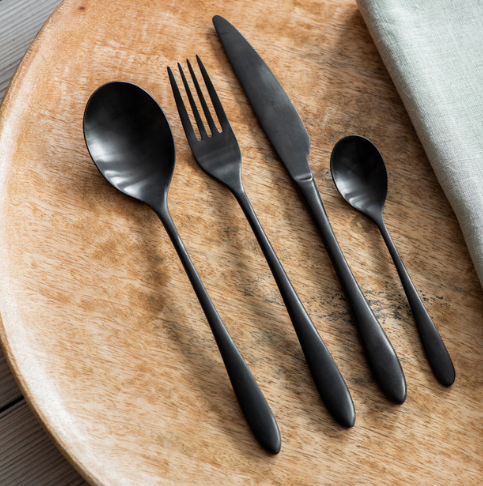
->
(155, 204, 281, 454)
(295, 176, 407, 403)
(232, 185, 355, 427)
(377, 218, 455, 386)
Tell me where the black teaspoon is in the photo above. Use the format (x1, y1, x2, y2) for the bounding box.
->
(330, 135, 455, 386)
(83, 81, 281, 453)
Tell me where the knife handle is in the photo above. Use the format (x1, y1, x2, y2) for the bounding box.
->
(296, 176, 407, 403)
(157, 205, 281, 454)
(233, 186, 356, 427)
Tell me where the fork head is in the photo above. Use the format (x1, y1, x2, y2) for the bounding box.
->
(168, 55, 243, 190)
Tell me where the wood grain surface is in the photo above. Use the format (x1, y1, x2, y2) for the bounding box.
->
(0, 0, 481, 484)
(0, 0, 88, 483)
(0, 0, 65, 411)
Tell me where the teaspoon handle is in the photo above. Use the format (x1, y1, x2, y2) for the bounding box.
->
(377, 220, 455, 386)
(296, 176, 407, 403)
(155, 204, 281, 454)
(232, 185, 355, 427)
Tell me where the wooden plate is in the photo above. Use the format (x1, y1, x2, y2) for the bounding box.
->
(0, 0, 482, 483)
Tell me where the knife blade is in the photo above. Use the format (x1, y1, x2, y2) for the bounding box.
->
(213, 15, 407, 403)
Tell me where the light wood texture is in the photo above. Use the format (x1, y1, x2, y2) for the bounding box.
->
(0, 1, 87, 484)
(0, 0, 481, 484)
(0, 401, 88, 485)
(0, 0, 63, 409)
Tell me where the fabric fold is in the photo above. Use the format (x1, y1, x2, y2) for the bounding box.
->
(357, 0, 483, 287)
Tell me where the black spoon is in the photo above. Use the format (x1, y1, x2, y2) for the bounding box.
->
(330, 135, 455, 386)
(83, 81, 281, 453)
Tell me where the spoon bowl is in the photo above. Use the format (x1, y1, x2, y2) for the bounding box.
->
(83, 81, 175, 208)
(331, 135, 387, 222)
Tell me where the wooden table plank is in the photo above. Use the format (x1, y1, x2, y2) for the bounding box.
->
(0, 402, 88, 485)
(0, 349, 22, 410)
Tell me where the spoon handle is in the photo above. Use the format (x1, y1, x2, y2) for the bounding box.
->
(296, 176, 407, 403)
(233, 185, 355, 427)
(377, 220, 455, 386)
(155, 205, 281, 454)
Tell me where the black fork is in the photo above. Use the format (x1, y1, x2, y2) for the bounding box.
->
(169, 56, 356, 427)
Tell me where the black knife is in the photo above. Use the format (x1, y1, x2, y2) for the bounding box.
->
(213, 15, 406, 404)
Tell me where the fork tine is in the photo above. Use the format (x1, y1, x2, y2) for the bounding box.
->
(187, 59, 218, 135)
(177, 62, 208, 140)
(196, 55, 230, 130)
(167, 66, 199, 144)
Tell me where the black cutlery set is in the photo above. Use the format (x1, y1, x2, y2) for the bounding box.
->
(83, 15, 454, 454)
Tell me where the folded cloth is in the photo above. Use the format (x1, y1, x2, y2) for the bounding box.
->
(357, 0, 483, 287)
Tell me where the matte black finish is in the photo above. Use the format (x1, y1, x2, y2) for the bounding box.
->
(213, 15, 407, 403)
(169, 57, 356, 427)
(83, 81, 281, 454)
(330, 135, 455, 387)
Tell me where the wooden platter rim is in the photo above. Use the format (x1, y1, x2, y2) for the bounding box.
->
(0, 1, 100, 484)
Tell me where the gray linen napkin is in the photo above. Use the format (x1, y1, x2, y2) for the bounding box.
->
(356, 0, 483, 287)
